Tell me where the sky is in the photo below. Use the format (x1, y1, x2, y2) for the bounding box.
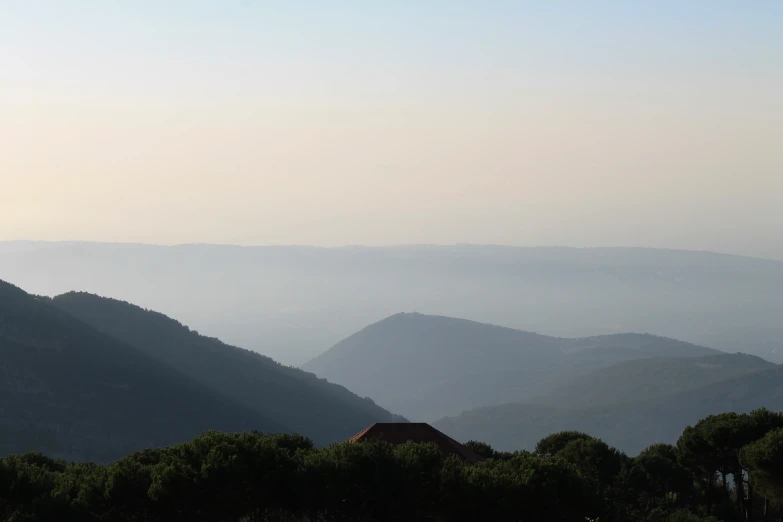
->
(2, 1, 782, 259)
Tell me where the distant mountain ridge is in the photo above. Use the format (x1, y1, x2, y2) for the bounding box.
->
(3, 242, 783, 365)
(51, 291, 402, 445)
(0, 280, 282, 462)
(303, 312, 719, 420)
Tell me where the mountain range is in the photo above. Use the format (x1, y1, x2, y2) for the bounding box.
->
(3, 268, 783, 462)
(303, 313, 719, 420)
(2, 242, 782, 365)
(302, 312, 782, 454)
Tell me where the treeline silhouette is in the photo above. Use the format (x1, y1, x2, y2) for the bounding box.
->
(2, 410, 783, 522)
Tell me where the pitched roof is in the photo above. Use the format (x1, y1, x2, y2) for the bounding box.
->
(347, 422, 484, 463)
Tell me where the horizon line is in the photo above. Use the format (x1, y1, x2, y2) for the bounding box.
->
(1, 239, 781, 262)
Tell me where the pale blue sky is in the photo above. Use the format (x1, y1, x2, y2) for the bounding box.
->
(2, 1, 782, 258)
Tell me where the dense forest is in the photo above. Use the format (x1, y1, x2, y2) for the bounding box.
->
(3, 410, 782, 522)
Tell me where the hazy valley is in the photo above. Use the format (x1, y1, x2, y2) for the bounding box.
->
(3, 266, 782, 458)
(3, 248, 783, 520)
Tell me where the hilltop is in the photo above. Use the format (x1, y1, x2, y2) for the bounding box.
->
(303, 312, 717, 420)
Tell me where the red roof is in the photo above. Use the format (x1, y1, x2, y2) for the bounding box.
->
(347, 423, 484, 463)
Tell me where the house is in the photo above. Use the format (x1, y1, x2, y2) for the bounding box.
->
(347, 422, 484, 463)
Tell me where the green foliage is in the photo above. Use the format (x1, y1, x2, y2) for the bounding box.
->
(3, 413, 783, 522)
(675, 409, 783, 521)
(0, 431, 598, 522)
(635, 444, 693, 502)
(535, 430, 594, 456)
(463, 440, 497, 459)
(741, 427, 783, 506)
(555, 437, 627, 486)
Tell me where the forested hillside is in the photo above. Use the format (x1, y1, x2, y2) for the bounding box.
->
(51, 291, 402, 445)
(435, 366, 783, 454)
(3, 411, 783, 522)
(0, 280, 282, 462)
(304, 312, 718, 420)
(535, 353, 776, 408)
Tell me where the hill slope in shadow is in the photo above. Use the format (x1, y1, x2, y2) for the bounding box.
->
(52, 292, 402, 445)
(0, 280, 282, 462)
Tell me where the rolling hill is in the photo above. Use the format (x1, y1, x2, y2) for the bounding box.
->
(51, 291, 402, 445)
(302, 312, 718, 420)
(434, 364, 783, 455)
(534, 352, 776, 409)
(0, 280, 282, 462)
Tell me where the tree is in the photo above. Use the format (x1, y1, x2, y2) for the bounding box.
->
(556, 438, 626, 487)
(392, 442, 444, 520)
(0, 455, 75, 521)
(535, 431, 594, 457)
(632, 444, 692, 509)
(741, 428, 783, 508)
(464, 440, 497, 459)
(2, 414, 781, 522)
(677, 410, 783, 521)
(678, 423, 723, 514)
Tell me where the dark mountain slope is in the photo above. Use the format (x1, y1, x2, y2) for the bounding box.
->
(0, 280, 282, 462)
(52, 292, 401, 445)
(303, 313, 717, 420)
(435, 365, 783, 455)
(536, 352, 776, 408)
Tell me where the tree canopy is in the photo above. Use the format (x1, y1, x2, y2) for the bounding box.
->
(3, 412, 783, 522)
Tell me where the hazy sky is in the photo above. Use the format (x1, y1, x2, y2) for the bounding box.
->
(2, 1, 782, 258)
